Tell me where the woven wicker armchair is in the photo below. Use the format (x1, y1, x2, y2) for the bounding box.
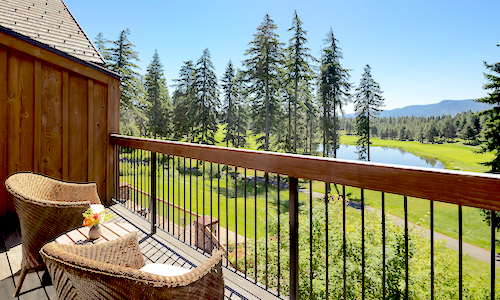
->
(5, 172, 101, 297)
(40, 232, 225, 300)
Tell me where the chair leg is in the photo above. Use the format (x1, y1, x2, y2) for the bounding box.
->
(13, 267, 27, 297)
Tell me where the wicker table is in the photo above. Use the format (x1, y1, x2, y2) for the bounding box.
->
(55, 222, 137, 245)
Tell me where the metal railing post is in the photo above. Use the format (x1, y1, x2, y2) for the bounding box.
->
(289, 176, 299, 300)
(491, 211, 496, 300)
(151, 152, 157, 234)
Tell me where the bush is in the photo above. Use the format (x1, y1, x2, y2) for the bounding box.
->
(235, 199, 497, 299)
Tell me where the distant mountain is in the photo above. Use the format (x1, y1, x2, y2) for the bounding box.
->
(345, 99, 490, 118)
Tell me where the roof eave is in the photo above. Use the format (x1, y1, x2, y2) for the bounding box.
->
(0, 25, 121, 79)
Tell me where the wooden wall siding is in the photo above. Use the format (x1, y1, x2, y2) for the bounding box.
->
(93, 81, 108, 200)
(68, 73, 88, 182)
(0, 39, 120, 215)
(40, 62, 63, 179)
(0, 45, 8, 216)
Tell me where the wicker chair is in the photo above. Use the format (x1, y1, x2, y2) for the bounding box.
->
(5, 172, 101, 297)
(40, 232, 225, 300)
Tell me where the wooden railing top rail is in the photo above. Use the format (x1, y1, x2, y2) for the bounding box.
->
(111, 134, 500, 211)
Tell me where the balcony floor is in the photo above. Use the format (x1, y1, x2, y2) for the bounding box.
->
(0, 204, 279, 300)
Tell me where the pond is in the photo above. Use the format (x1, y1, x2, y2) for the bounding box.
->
(318, 144, 445, 169)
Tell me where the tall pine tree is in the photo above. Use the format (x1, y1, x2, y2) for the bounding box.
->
(476, 44, 500, 172)
(318, 28, 351, 158)
(233, 69, 249, 148)
(145, 50, 171, 138)
(286, 10, 314, 153)
(221, 61, 237, 147)
(108, 28, 142, 109)
(93, 32, 111, 67)
(354, 64, 384, 161)
(172, 61, 196, 140)
(107, 29, 144, 136)
(243, 14, 283, 150)
(193, 48, 219, 144)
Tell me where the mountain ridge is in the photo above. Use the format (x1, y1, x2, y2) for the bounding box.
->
(345, 99, 490, 118)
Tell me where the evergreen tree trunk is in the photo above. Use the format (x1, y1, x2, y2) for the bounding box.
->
(265, 76, 270, 151)
(294, 77, 298, 153)
(288, 95, 292, 152)
(333, 100, 337, 158)
(367, 110, 370, 161)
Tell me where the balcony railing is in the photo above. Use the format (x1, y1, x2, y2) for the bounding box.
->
(110, 133, 500, 300)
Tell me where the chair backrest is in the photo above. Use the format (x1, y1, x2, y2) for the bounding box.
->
(40, 233, 225, 300)
(5, 172, 101, 270)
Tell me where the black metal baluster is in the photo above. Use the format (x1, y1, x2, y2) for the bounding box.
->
(404, 196, 409, 300)
(310, 180, 313, 300)
(203, 161, 206, 251)
(141, 150, 144, 212)
(254, 170, 257, 280)
(196, 160, 199, 246)
(173, 157, 176, 237)
(133, 149, 136, 212)
(235, 166, 238, 270)
(459, 205, 463, 300)
(491, 211, 496, 300)
(177, 157, 181, 239)
(244, 168, 247, 277)
(289, 176, 299, 300)
(226, 166, 229, 264)
(190, 159, 193, 246)
(167, 155, 170, 233)
(343, 185, 347, 300)
(210, 163, 213, 254)
(431, 201, 434, 300)
(218, 164, 221, 250)
(325, 183, 329, 300)
(382, 192, 386, 300)
(151, 152, 157, 234)
(265, 172, 268, 289)
(162, 154, 165, 230)
(184, 157, 187, 242)
(277, 175, 280, 296)
(361, 189, 365, 300)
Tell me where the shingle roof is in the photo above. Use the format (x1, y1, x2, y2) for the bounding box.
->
(0, 0, 104, 65)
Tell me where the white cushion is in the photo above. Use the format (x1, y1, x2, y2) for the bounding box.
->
(90, 204, 105, 214)
(140, 263, 191, 277)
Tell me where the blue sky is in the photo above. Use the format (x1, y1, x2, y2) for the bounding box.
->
(65, 0, 499, 114)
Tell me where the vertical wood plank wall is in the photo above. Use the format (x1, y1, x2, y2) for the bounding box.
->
(0, 41, 120, 215)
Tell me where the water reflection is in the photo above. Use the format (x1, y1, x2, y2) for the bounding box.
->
(318, 144, 444, 169)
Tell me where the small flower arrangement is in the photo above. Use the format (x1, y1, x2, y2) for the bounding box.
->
(82, 206, 113, 228)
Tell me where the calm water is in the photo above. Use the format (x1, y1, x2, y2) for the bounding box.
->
(319, 144, 445, 169)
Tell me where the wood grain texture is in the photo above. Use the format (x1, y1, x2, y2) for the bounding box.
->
(68, 73, 88, 182)
(0, 39, 119, 216)
(40, 61, 63, 179)
(106, 77, 120, 205)
(0, 45, 8, 215)
(7, 52, 35, 175)
(93, 81, 107, 202)
(33, 59, 42, 173)
(110, 134, 500, 211)
(62, 70, 69, 181)
(87, 79, 94, 183)
(0, 31, 115, 84)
